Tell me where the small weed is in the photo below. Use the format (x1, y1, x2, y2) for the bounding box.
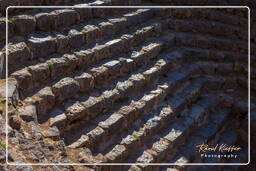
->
(8, 17, 15, 23)
(46, 62, 53, 70)
(0, 142, 6, 148)
(132, 134, 140, 140)
(0, 97, 5, 110)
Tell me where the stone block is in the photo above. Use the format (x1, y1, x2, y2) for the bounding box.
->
(52, 77, 80, 103)
(116, 80, 134, 97)
(105, 145, 127, 163)
(27, 33, 56, 58)
(49, 108, 66, 130)
(90, 66, 109, 85)
(55, 34, 69, 53)
(35, 12, 55, 31)
(28, 63, 50, 85)
(11, 69, 33, 91)
(103, 60, 121, 75)
(102, 89, 121, 106)
(106, 39, 124, 56)
(18, 105, 37, 122)
(92, 44, 110, 62)
(66, 102, 86, 121)
(13, 15, 36, 35)
(53, 9, 79, 28)
(34, 86, 55, 117)
(74, 49, 94, 67)
(82, 97, 104, 118)
(7, 42, 31, 65)
(74, 73, 94, 92)
(68, 29, 84, 48)
(99, 113, 124, 133)
(98, 21, 115, 39)
(83, 25, 100, 44)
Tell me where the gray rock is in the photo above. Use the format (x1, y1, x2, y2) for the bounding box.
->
(49, 108, 66, 129)
(18, 105, 37, 122)
(7, 42, 31, 65)
(35, 13, 55, 31)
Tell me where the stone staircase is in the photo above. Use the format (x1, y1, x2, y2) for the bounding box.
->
(0, 4, 253, 171)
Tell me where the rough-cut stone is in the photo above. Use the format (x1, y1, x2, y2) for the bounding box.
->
(8, 42, 31, 65)
(66, 102, 86, 121)
(11, 69, 33, 91)
(108, 17, 127, 32)
(44, 126, 60, 140)
(49, 108, 66, 129)
(90, 66, 109, 85)
(18, 105, 37, 122)
(52, 77, 80, 103)
(82, 97, 103, 118)
(151, 140, 170, 162)
(53, 9, 79, 28)
(74, 49, 94, 67)
(27, 33, 56, 58)
(55, 34, 69, 53)
(103, 60, 121, 75)
(28, 63, 50, 85)
(92, 44, 110, 62)
(83, 25, 100, 44)
(102, 89, 120, 106)
(116, 80, 134, 97)
(137, 151, 154, 163)
(105, 145, 127, 162)
(129, 73, 146, 90)
(13, 15, 36, 35)
(98, 21, 115, 39)
(131, 51, 146, 66)
(118, 105, 137, 124)
(106, 39, 124, 56)
(68, 29, 84, 48)
(74, 73, 94, 92)
(87, 126, 105, 143)
(99, 113, 124, 133)
(164, 123, 186, 143)
(34, 87, 55, 117)
(73, 7, 92, 21)
(35, 13, 55, 31)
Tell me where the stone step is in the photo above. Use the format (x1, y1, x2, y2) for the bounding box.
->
(170, 32, 249, 55)
(66, 51, 185, 149)
(163, 107, 230, 170)
(103, 77, 208, 168)
(155, 8, 248, 29)
(10, 18, 165, 94)
(23, 37, 168, 120)
(167, 18, 247, 41)
(6, 8, 154, 73)
(57, 50, 184, 140)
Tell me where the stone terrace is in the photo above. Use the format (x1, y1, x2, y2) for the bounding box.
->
(0, 3, 254, 171)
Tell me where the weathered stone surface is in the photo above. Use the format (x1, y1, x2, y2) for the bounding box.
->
(108, 17, 127, 32)
(92, 44, 110, 62)
(103, 60, 121, 75)
(90, 66, 109, 85)
(53, 9, 79, 28)
(99, 113, 124, 133)
(131, 51, 146, 65)
(55, 34, 69, 53)
(83, 25, 100, 44)
(44, 126, 60, 140)
(27, 33, 56, 58)
(8, 42, 31, 65)
(28, 63, 50, 85)
(87, 126, 105, 143)
(68, 29, 84, 48)
(102, 89, 120, 106)
(65, 102, 86, 121)
(82, 97, 103, 118)
(137, 151, 154, 163)
(116, 80, 134, 97)
(13, 15, 36, 35)
(34, 87, 55, 117)
(105, 145, 127, 162)
(164, 123, 186, 143)
(11, 69, 33, 91)
(106, 39, 124, 56)
(52, 77, 79, 103)
(98, 21, 115, 39)
(49, 108, 66, 130)
(129, 73, 146, 90)
(18, 105, 37, 122)
(73, 7, 92, 21)
(74, 49, 94, 67)
(35, 13, 55, 31)
(74, 73, 94, 92)
(151, 139, 170, 162)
